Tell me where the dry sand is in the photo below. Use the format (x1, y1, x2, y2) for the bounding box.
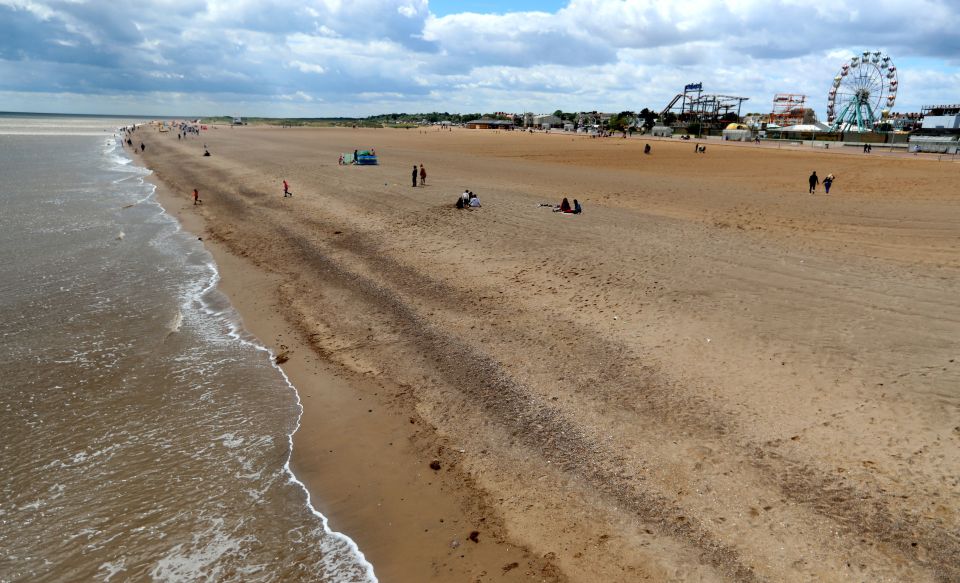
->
(138, 126, 959, 582)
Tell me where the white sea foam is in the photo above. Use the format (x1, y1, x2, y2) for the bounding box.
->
(98, 557, 126, 581)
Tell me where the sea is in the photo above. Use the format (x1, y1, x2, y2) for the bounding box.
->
(0, 114, 377, 583)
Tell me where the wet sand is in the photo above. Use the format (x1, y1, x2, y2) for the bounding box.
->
(140, 126, 959, 582)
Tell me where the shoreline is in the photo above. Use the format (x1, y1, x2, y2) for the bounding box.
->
(134, 124, 959, 582)
(135, 135, 556, 582)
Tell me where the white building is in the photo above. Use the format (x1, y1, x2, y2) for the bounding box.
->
(534, 114, 562, 128)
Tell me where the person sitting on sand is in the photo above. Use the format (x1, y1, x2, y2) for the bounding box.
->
(468, 194, 481, 207)
(556, 197, 572, 213)
(203, 149, 211, 157)
(455, 196, 465, 209)
(644, 144, 651, 154)
(573, 199, 582, 214)
(461, 190, 471, 207)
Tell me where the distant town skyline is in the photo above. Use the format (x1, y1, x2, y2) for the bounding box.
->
(1, 0, 958, 118)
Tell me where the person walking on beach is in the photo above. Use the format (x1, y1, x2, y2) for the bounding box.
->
(808, 171, 819, 194)
(140, 142, 145, 152)
(193, 188, 201, 205)
(411, 165, 418, 187)
(283, 180, 290, 197)
(823, 174, 834, 194)
(419, 164, 426, 186)
(353, 149, 358, 164)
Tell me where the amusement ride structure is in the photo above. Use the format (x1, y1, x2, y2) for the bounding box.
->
(769, 94, 808, 127)
(660, 83, 749, 132)
(827, 51, 898, 132)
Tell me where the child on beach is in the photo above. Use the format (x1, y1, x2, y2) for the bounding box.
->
(823, 174, 834, 194)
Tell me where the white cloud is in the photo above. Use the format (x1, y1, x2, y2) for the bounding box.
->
(289, 60, 326, 74)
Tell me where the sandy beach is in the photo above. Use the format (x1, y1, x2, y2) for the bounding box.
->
(138, 126, 959, 582)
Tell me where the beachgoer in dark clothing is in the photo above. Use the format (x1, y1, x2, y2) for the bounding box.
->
(808, 171, 819, 194)
(644, 144, 651, 154)
(354, 149, 358, 164)
(203, 149, 210, 157)
(455, 197, 464, 209)
(412, 165, 418, 187)
(140, 143, 145, 152)
(419, 164, 426, 186)
(573, 199, 582, 214)
(559, 198, 571, 213)
(823, 174, 834, 194)
(193, 189, 200, 205)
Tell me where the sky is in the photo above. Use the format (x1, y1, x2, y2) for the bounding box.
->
(1, 0, 958, 118)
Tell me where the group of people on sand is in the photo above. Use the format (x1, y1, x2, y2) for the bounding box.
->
(412, 164, 427, 186)
(553, 197, 582, 214)
(456, 190, 480, 208)
(808, 171, 836, 194)
(338, 148, 376, 165)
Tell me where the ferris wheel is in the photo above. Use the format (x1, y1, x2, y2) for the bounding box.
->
(827, 51, 898, 133)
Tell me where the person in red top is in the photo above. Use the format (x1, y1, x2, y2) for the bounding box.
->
(419, 164, 426, 186)
(283, 180, 290, 197)
(193, 189, 201, 205)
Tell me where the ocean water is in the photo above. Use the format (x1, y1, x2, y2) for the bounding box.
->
(0, 115, 377, 582)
